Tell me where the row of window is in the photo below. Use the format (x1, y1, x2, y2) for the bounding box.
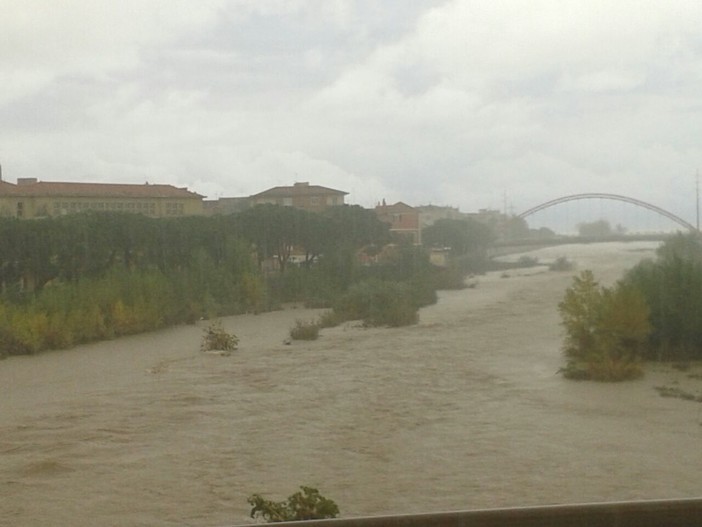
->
(259, 196, 342, 207)
(48, 201, 185, 215)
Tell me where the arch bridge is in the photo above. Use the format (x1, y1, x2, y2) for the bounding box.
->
(517, 193, 697, 232)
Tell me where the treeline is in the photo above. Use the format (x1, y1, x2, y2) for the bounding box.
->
(0, 205, 483, 356)
(559, 232, 702, 381)
(624, 233, 702, 359)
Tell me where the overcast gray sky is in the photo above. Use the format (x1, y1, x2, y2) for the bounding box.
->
(2, 0, 701, 227)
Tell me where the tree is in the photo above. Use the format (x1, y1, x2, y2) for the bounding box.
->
(323, 204, 391, 249)
(236, 205, 313, 273)
(577, 219, 612, 237)
(501, 215, 529, 240)
(422, 218, 494, 256)
(248, 486, 339, 523)
(558, 270, 602, 360)
(558, 270, 650, 381)
(623, 233, 702, 358)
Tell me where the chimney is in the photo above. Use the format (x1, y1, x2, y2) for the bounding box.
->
(294, 182, 309, 187)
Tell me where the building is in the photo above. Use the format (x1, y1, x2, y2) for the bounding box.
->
(202, 197, 251, 216)
(375, 200, 421, 244)
(249, 182, 348, 212)
(0, 178, 205, 219)
(416, 204, 464, 229)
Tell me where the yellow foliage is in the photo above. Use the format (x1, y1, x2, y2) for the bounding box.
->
(241, 272, 264, 312)
(11, 310, 49, 354)
(111, 299, 135, 336)
(558, 270, 652, 382)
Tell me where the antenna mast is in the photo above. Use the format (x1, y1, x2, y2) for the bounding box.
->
(697, 170, 700, 231)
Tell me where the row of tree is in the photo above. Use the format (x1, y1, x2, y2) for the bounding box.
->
(0, 206, 499, 356)
(0, 204, 395, 294)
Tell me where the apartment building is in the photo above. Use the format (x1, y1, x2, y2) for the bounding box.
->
(0, 178, 205, 219)
(249, 182, 348, 212)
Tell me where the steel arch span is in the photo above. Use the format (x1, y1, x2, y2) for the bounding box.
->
(517, 193, 697, 232)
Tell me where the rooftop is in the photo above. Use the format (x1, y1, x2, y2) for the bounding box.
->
(0, 179, 204, 199)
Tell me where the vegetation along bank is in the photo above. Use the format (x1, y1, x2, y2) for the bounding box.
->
(558, 232, 702, 381)
(0, 206, 494, 356)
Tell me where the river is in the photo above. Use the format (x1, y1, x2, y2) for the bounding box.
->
(1, 241, 701, 527)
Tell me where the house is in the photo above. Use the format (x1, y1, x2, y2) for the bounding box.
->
(0, 177, 205, 219)
(416, 204, 464, 229)
(249, 182, 348, 212)
(203, 197, 252, 215)
(374, 200, 421, 244)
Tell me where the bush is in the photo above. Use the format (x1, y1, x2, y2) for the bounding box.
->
(333, 279, 419, 327)
(317, 310, 342, 328)
(289, 319, 320, 340)
(558, 270, 650, 381)
(200, 321, 239, 352)
(248, 486, 339, 523)
(517, 255, 539, 267)
(623, 233, 702, 359)
(585, 355, 644, 381)
(549, 256, 575, 271)
(431, 265, 469, 290)
(560, 357, 643, 382)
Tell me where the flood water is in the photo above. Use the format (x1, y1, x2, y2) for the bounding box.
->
(1, 241, 701, 527)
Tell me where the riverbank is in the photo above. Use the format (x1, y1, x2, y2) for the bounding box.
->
(2, 241, 701, 527)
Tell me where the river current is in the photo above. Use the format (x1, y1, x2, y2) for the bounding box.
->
(1, 241, 701, 526)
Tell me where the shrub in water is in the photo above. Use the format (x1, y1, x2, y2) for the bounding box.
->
(549, 256, 575, 271)
(200, 321, 239, 352)
(289, 319, 320, 340)
(317, 310, 342, 328)
(333, 279, 419, 327)
(558, 270, 650, 382)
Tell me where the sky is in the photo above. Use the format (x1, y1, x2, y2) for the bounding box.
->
(2, 0, 701, 230)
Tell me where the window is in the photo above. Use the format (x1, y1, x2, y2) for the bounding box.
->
(166, 202, 184, 215)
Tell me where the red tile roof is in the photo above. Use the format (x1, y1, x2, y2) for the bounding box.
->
(251, 184, 348, 199)
(375, 201, 417, 213)
(0, 181, 203, 199)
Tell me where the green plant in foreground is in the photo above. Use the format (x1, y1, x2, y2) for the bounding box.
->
(200, 321, 239, 352)
(248, 486, 339, 522)
(289, 319, 320, 341)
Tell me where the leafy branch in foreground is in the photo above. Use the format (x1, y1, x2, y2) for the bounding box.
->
(248, 486, 339, 522)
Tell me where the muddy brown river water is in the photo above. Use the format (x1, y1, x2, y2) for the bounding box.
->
(1, 242, 701, 526)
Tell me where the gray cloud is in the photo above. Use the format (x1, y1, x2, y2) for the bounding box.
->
(1, 0, 701, 231)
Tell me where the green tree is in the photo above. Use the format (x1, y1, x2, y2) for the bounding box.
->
(558, 270, 650, 381)
(624, 233, 702, 358)
(578, 219, 612, 237)
(558, 270, 602, 360)
(422, 218, 494, 256)
(248, 486, 339, 523)
(236, 204, 317, 273)
(501, 215, 529, 240)
(323, 204, 391, 249)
